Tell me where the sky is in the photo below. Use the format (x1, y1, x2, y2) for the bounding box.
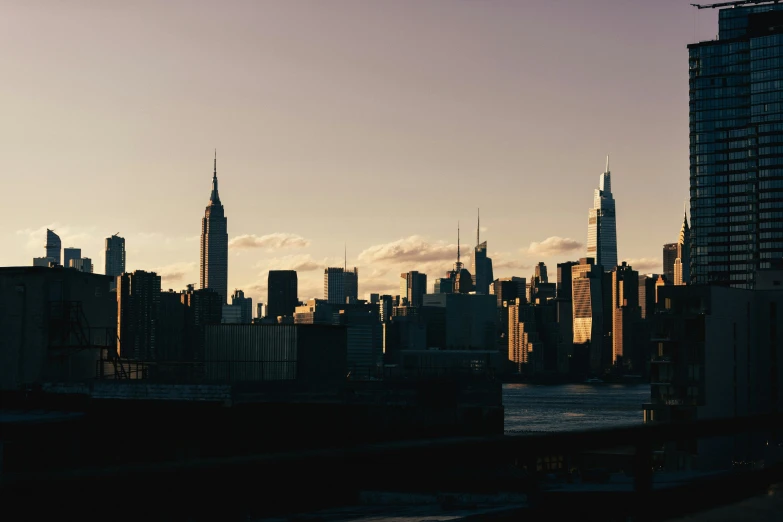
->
(1, 0, 719, 305)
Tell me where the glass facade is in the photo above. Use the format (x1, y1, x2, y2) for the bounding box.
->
(586, 160, 617, 270)
(689, 4, 783, 288)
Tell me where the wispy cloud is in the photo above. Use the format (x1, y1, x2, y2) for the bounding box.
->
(526, 236, 583, 257)
(358, 235, 457, 265)
(229, 233, 310, 251)
(151, 261, 198, 286)
(622, 257, 660, 273)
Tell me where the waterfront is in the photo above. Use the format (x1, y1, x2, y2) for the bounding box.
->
(503, 383, 649, 433)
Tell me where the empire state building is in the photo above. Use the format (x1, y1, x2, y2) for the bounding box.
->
(200, 152, 228, 303)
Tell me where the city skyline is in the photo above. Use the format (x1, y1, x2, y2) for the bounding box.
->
(1, 0, 715, 305)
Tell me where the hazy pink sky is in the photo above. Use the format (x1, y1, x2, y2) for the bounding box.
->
(1, 0, 718, 303)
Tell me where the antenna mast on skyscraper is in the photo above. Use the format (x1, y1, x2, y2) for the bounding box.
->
(476, 209, 480, 247)
(457, 221, 461, 268)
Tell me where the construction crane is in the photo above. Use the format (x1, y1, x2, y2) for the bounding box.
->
(691, 0, 781, 9)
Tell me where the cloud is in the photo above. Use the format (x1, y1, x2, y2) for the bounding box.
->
(526, 236, 583, 257)
(151, 261, 198, 286)
(622, 258, 660, 273)
(256, 254, 335, 273)
(358, 235, 457, 265)
(229, 233, 310, 251)
(493, 258, 531, 270)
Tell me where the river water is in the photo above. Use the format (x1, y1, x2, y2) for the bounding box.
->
(503, 383, 650, 433)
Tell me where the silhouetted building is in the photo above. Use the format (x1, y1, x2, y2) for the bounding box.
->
(586, 157, 618, 270)
(181, 284, 222, 360)
(433, 277, 453, 294)
(200, 153, 228, 303)
(105, 234, 125, 278)
(231, 289, 253, 323)
(675, 212, 690, 285)
(611, 262, 640, 369)
(45, 229, 61, 266)
(491, 277, 526, 307)
(71, 258, 93, 273)
(158, 290, 186, 361)
(421, 293, 497, 350)
(267, 270, 298, 318)
(663, 243, 678, 284)
(63, 248, 81, 270)
(0, 267, 115, 390)
(534, 262, 548, 283)
(688, 3, 783, 288)
(117, 270, 161, 360)
(324, 267, 358, 304)
(645, 273, 783, 471)
(471, 211, 494, 294)
(400, 271, 427, 307)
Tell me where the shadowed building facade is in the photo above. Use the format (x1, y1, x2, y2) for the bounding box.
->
(200, 153, 228, 304)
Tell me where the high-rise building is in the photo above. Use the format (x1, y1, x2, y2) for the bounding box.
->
(586, 157, 618, 270)
(675, 212, 690, 285)
(689, 3, 783, 288)
(267, 270, 298, 318)
(400, 271, 427, 307)
(324, 267, 358, 304)
(70, 257, 93, 273)
(662, 243, 678, 283)
(117, 270, 161, 360)
(231, 289, 253, 324)
(471, 210, 494, 295)
(45, 229, 61, 265)
(571, 258, 605, 373)
(63, 248, 81, 270)
(611, 262, 640, 368)
(491, 277, 526, 307)
(105, 234, 126, 278)
(200, 152, 228, 303)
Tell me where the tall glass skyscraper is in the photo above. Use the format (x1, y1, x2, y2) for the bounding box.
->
(105, 234, 126, 277)
(689, 3, 783, 288)
(586, 157, 617, 270)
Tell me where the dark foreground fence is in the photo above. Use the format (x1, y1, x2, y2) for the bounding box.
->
(2, 412, 782, 521)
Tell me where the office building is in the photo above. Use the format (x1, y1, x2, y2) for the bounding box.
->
(267, 270, 298, 318)
(105, 234, 126, 278)
(663, 243, 678, 283)
(586, 157, 618, 270)
(63, 248, 81, 270)
(231, 289, 253, 323)
(688, 3, 783, 288)
(491, 277, 526, 307)
(611, 262, 640, 368)
(200, 153, 228, 303)
(572, 258, 605, 373)
(400, 271, 427, 307)
(324, 267, 358, 304)
(117, 270, 161, 360)
(471, 210, 494, 295)
(70, 257, 93, 273)
(45, 229, 61, 266)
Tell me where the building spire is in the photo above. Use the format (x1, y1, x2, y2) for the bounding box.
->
(605, 154, 609, 173)
(209, 149, 221, 204)
(457, 221, 461, 267)
(476, 208, 480, 247)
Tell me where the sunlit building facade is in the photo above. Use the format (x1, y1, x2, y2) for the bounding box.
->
(586, 157, 618, 270)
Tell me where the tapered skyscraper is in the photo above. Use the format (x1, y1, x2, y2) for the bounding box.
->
(200, 152, 228, 304)
(586, 156, 618, 270)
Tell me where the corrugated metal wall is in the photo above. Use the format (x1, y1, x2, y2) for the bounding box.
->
(203, 324, 298, 381)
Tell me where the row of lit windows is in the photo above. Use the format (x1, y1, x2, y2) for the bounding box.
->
(761, 251, 783, 258)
